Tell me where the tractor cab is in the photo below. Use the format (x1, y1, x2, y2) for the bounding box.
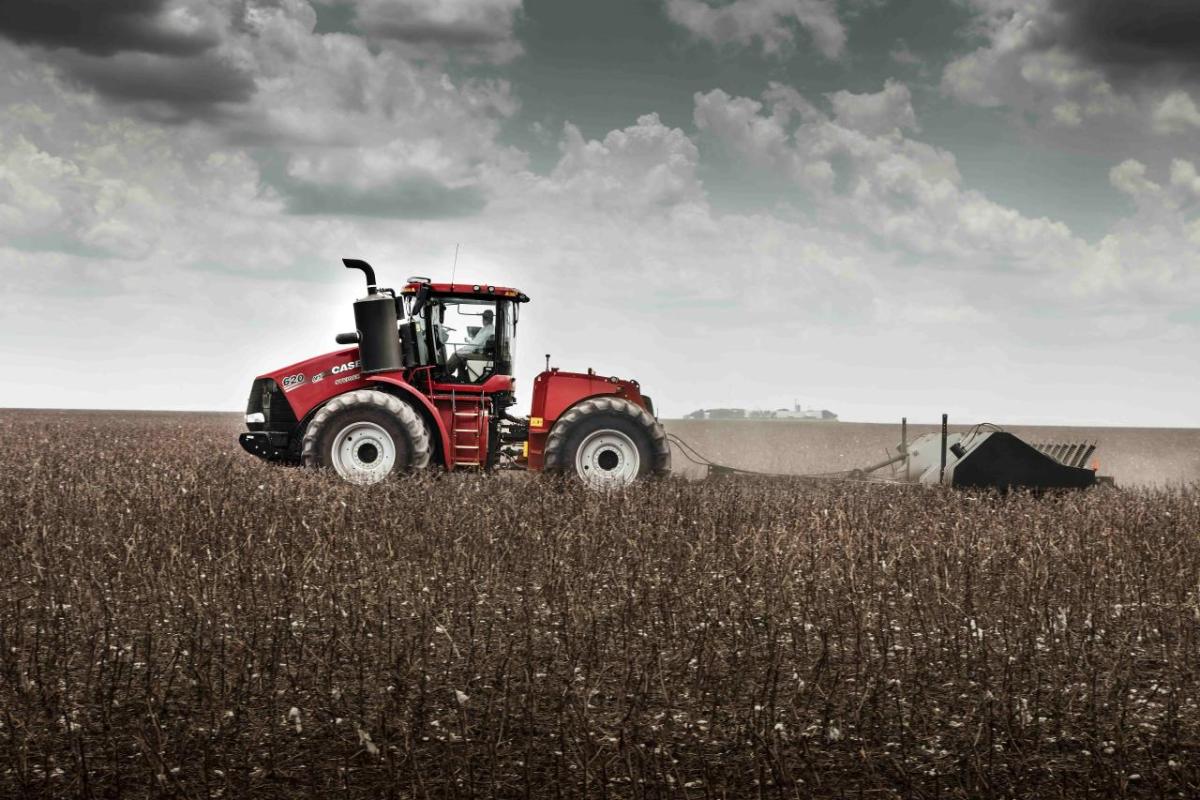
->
(400, 279, 529, 385)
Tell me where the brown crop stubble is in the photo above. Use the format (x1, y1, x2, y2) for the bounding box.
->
(1, 410, 1199, 799)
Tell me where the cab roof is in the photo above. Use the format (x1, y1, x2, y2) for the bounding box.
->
(401, 280, 529, 302)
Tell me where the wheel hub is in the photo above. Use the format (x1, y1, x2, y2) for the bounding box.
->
(575, 429, 640, 489)
(330, 422, 396, 484)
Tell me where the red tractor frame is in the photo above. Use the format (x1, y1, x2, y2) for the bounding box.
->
(240, 259, 670, 487)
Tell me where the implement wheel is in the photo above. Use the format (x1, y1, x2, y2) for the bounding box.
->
(302, 390, 431, 484)
(543, 397, 671, 489)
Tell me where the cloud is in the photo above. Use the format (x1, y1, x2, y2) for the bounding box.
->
(1109, 159, 1160, 201)
(0, 1, 525, 216)
(547, 114, 705, 212)
(55, 50, 255, 121)
(942, 0, 1200, 138)
(0, 0, 222, 56)
(691, 78, 1200, 330)
(1153, 90, 1200, 134)
(346, 0, 525, 63)
(695, 82, 1080, 265)
(665, 0, 846, 59)
(1110, 157, 1200, 215)
(0, 129, 170, 259)
(0, 0, 528, 124)
(0, 0, 247, 118)
(827, 79, 918, 136)
(1074, 160, 1200, 299)
(1050, 0, 1200, 78)
(225, 5, 523, 217)
(260, 153, 487, 218)
(0, 78, 301, 268)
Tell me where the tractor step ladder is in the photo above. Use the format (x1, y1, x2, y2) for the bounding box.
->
(448, 392, 488, 468)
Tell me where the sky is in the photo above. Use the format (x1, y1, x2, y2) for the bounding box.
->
(0, 0, 1197, 426)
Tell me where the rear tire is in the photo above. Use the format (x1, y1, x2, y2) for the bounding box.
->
(543, 397, 671, 489)
(302, 390, 432, 484)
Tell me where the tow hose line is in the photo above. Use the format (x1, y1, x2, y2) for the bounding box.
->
(665, 433, 888, 484)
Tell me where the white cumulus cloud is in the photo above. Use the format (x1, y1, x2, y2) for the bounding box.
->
(665, 0, 846, 59)
(547, 114, 705, 212)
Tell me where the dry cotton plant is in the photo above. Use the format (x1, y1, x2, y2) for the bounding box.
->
(1, 410, 1198, 798)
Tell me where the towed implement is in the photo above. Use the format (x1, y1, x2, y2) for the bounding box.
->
(240, 259, 670, 488)
(851, 419, 1104, 490)
(684, 416, 1108, 492)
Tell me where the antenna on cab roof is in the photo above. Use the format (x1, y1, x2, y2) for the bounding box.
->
(450, 243, 460, 288)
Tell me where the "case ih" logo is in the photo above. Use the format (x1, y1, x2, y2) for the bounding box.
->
(331, 360, 360, 375)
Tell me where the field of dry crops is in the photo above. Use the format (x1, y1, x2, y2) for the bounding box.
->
(2, 409, 1199, 799)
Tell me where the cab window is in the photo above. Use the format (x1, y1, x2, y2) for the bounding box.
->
(434, 299, 497, 383)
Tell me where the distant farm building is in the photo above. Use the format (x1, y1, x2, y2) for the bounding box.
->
(684, 402, 838, 421)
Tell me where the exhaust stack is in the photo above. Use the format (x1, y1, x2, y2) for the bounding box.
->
(343, 258, 378, 294)
(341, 258, 403, 375)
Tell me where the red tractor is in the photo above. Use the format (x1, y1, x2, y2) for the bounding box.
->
(239, 259, 671, 488)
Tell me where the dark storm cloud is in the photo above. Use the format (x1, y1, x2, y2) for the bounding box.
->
(0, 0, 253, 120)
(0, 0, 217, 56)
(1050, 0, 1200, 76)
(257, 153, 486, 219)
(56, 50, 255, 120)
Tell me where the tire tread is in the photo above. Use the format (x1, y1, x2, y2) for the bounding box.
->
(302, 389, 432, 472)
(543, 396, 671, 479)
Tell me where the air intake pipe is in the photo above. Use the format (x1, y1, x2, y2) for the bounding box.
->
(341, 258, 402, 374)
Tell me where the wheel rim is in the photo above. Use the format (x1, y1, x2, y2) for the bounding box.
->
(330, 421, 397, 484)
(575, 429, 640, 488)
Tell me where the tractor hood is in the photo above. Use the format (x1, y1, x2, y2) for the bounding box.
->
(256, 346, 370, 419)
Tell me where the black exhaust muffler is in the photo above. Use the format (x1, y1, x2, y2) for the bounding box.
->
(343, 258, 402, 374)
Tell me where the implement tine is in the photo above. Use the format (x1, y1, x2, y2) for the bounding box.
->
(1064, 443, 1081, 467)
(1071, 442, 1087, 467)
(1079, 443, 1096, 469)
(1075, 443, 1089, 468)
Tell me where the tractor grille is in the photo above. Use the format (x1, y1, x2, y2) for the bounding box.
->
(246, 378, 298, 432)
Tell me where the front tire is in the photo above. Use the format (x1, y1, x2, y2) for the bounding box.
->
(302, 390, 432, 485)
(543, 396, 671, 489)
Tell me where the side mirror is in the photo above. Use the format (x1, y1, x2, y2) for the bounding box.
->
(411, 284, 430, 317)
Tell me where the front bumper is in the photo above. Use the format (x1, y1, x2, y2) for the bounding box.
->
(239, 431, 298, 464)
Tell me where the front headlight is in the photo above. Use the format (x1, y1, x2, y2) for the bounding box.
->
(245, 412, 266, 424)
